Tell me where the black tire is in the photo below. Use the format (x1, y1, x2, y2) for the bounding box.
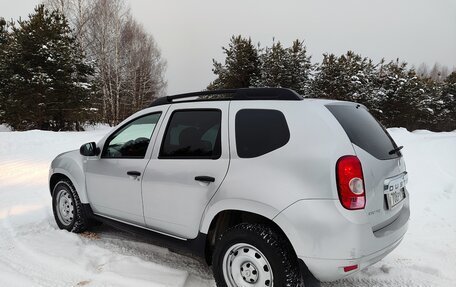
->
(52, 179, 88, 233)
(212, 223, 311, 287)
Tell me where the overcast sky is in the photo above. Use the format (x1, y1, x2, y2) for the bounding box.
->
(3, 0, 456, 94)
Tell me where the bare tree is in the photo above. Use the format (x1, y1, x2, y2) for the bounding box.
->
(427, 63, 452, 83)
(86, 0, 128, 124)
(429, 63, 442, 82)
(417, 63, 429, 78)
(120, 17, 166, 119)
(440, 66, 449, 80)
(43, 0, 92, 50)
(43, 0, 167, 125)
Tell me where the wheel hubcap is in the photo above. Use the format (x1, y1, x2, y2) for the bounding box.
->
(241, 261, 259, 283)
(222, 243, 273, 287)
(56, 189, 74, 226)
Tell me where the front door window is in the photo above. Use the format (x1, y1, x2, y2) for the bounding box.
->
(103, 113, 161, 158)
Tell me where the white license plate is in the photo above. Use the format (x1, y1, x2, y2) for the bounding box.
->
(384, 173, 407, 209)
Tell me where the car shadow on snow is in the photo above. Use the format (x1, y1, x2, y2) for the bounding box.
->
(83, 224, 214, 281)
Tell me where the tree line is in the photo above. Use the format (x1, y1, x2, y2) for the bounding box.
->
(0, 1, 166, 131)
(209, 35, 456, 131)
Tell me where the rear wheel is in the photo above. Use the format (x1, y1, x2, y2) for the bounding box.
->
(52, 179, 88, 233)
(223, 242, 273, 286)
(212, 223, 308, 287)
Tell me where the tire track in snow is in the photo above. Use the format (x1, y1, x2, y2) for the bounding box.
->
(0, 155, 213, 287)
(0, 213, 79, 286)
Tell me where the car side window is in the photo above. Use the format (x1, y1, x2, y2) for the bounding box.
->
(102, 113, 161, 159)
(235, 109, 290, 158)
(159, 110, 221, 159)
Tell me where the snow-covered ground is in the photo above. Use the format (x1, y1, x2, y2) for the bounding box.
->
(0, 127, 455, 287)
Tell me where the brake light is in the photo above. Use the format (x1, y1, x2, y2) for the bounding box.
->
(336, 156, 365, 210)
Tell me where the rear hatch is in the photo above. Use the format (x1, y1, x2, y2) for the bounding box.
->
(326, 103, 408, 231)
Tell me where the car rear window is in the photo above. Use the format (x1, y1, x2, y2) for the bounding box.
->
(235, 109, 290, 158)
(326, 104, 400, 160)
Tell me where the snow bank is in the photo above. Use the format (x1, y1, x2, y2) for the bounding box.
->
(0, 124, 11, 132)
(82, 123, 112, 131)
(0, 128, 455, 286)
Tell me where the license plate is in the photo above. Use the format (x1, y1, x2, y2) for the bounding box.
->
(384, 173, 407, 209)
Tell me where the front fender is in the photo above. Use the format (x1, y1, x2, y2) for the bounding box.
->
(49, 150, 88, 203)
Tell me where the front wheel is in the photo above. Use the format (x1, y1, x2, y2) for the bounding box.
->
(52, 179, 88, 233)
(212, 223, 312, 287)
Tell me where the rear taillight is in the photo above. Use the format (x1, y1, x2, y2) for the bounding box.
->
(336, 155, 365, 210)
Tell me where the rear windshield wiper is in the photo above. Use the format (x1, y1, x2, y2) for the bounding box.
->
(388, 145, 404, 155)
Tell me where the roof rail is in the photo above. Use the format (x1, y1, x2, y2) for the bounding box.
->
(149, 87, 302, 107)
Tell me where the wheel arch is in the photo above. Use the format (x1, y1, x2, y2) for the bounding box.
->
(200, 201, 298, 265)
(49, 167, 88, 203)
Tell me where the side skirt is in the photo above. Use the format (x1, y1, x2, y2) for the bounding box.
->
(82, 204, 208, 261)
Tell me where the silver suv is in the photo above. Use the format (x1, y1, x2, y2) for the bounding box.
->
(49, 88, 410, 287)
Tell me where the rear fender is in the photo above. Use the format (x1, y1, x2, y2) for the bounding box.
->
(199, 199, 282, 233)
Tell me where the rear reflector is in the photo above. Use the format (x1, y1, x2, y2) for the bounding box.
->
(343, 264, 358, 272)
(336, 156, 366, 210)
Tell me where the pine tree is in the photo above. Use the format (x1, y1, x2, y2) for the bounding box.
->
(446, 72, 456, 86)
(208, 35, 456, 131)
(1, 5, 93, 130)
(0, 18, 9, 123)
(256, 39, 313, 95)
(438, 72, 456, 130)
(312, 51, 376, 104)
(208, 35, 260, 89)
(287, 40, 313, 95)
(374, 60, 426, 129)
(259, 40, 289, 88)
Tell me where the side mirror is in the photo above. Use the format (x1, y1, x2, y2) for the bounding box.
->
(80, 142, 100, 156)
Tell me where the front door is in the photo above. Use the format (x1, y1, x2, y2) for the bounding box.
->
(85, 112, 163, 225)
(142, 102, 230, 239)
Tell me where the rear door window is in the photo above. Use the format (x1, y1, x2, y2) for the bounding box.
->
(159, 110, 221, 159)
(326, 104, 400, 160)
(235, 109, 290, 158)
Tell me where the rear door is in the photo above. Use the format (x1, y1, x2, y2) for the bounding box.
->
(327, 104, 408, 230)
(142, 101, 230, 239)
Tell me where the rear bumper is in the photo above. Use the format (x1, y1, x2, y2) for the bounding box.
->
(274, 197, 410, 282)
(300, 235, 404, 281)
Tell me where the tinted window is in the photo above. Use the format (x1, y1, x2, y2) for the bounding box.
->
(103, 113, 161, 158)
(326, 105, 400, 160)
(160, 110, 221, 159)
(236, 109, 290, 158)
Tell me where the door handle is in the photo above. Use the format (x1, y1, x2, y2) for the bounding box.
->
(127, 171, 141, 177)
(194, 176, 215, 183)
